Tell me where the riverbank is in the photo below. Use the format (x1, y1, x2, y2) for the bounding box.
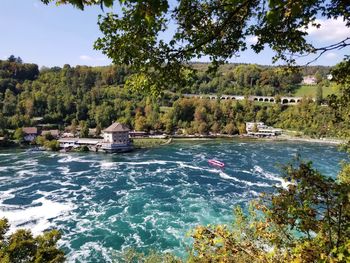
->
(132, 138, 172, 148)
(171, 134, 346, 145)
(0, 133, 345, 153)
(271, 134, 346, 145)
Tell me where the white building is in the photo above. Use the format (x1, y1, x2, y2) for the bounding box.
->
(101, 122, 133, 153)
(246, 122, 282, 137)
(302, 76, 317, 85)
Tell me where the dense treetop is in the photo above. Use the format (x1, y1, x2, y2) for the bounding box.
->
(0, 57, 348, 139)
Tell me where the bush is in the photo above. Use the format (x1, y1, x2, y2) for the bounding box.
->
(0, 218, 65, 263)
(44, 140, 60, 151)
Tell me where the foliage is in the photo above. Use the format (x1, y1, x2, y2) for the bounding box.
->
(0, 218, 65, 263)
(0, 58, 346, 139)
(132, 138, 169, 148)
(41, 0, 350, 93)
(44, 140, 60, 151)
(120, 248, 181, 263)
(189, 160, 350, 262)
(13, 128, 24, 142)
(328, 58, 350, 138)
(36, 135, 46, 146)
(76, 145, 89, 152)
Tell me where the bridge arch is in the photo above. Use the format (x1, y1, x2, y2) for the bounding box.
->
(282, 99, 289, 104)
(259, 98, 264, 102)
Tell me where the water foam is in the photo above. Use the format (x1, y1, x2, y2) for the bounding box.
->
(253, 165, 291, 188)
(58, 155, 95, 164)
(1, 197, 74, 235)
(217, 171, 270, 187)
(0, 166, 9, 172)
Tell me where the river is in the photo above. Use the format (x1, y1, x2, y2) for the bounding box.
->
(0, 140, 347, 262)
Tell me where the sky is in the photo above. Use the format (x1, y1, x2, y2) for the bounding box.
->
(1, 0, 349, 68)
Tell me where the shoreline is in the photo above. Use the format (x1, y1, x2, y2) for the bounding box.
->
(273, 135, 345, 145)
(171, 134, 346, 145)
(0, 134, 346, 153)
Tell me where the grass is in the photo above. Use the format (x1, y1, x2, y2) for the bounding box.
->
(132, 138, 170, 148)
(294, 84, 340, 97)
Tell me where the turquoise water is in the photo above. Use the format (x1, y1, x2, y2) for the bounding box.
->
(0, 140, 347, 262)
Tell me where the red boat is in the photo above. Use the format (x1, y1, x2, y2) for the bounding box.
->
(208, 159, 225, 168)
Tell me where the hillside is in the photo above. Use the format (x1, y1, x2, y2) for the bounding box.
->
(1, 56, 348, 139)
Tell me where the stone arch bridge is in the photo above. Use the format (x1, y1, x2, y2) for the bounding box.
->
(183, 94, 312, 105)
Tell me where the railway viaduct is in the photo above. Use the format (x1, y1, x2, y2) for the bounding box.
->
(183, 94, 312, 104)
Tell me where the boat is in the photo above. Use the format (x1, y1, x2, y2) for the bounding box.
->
(208, 159, 225, 168)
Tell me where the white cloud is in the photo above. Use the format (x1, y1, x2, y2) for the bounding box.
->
(79, 55, 93, 61)
(325, 52, 338, 59)
(306, 17, 350, 43)
(247, 36, 258, 45)
(79, 55, 108, 62)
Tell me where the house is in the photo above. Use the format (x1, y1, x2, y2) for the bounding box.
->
(302, 75, 317, 85)
(23, 127, 38, 142)
(246, 122, 282, 137)
(101, 122, 133, 153)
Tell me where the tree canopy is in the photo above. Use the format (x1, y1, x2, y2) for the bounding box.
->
(0, 218, 65, 263)
(42, 0, 349, 94)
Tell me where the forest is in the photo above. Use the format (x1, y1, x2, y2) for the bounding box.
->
(0, 56, 347, 139)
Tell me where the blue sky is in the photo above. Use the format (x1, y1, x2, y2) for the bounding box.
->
(1, 0, 349, 68)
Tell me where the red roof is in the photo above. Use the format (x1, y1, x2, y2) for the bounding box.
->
(22, 127, 38, 135)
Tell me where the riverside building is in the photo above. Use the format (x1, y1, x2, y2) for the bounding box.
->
(58, 122, 133, 153)
(246, 122, 282, 137)
(101, 122, 133, 153)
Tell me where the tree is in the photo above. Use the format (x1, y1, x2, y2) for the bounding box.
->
(223, 123, 235, 135)
(79, 120, 89, 138)
(13, 128, 24, 142)
(0, 218, 65, 262)
(42, 0, 350, 94)
(70, 119, 78, 136)
(252, 123, 259, 133)
(95, 124, 102, 137)
(134, 112, 148, 131)
(44, 140, 60, 151)
(328, 58, 350, 137)
(316, 85, 323, 105)
(315, 70, 323, 84)
(238, 123, 246, 135)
